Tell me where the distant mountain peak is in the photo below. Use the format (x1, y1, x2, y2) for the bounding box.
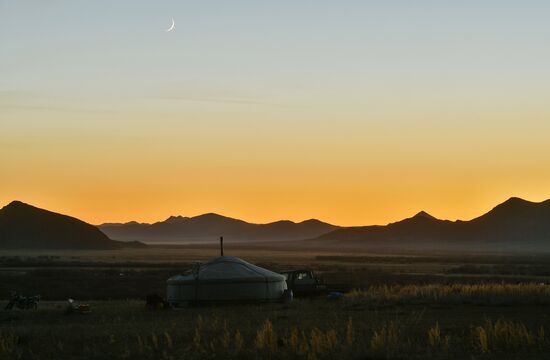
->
(412, 211, 436, 220)
(301, 218, 320, 223)
(268, 220, 294, 225)
(488, 197, 533, 214)
(2, 201, 51, 216)
(0, 200, 143, 250)
(125, 221, 142, 225)
(299, 219, 331, 226)
(501, 197, 531, 206)
(194, 213, 235, 221)
(167, 215, 184, 220)
(474, 197, 544, 223)
(164, 215, 188, 224)
(198, 212, 223, 217)
(4, 200, 29, 209)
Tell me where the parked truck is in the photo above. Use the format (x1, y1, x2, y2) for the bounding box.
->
(280, 269, 328, 297)
(281, 269, 351, 297)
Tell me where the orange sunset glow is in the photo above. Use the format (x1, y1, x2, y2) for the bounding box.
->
(2, 2, 550, 226)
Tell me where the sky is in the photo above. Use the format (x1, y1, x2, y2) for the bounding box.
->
(2, 0, 550, 226)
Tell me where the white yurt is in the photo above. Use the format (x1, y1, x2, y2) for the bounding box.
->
(167, 256, 287, 306)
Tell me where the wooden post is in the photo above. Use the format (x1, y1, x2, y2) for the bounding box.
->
(220, 236, 224, 257)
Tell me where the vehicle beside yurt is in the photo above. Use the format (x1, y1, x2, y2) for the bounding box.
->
(167, 256, 288, 306)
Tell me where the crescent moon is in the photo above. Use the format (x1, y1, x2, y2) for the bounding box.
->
(165, 18, 175, 32)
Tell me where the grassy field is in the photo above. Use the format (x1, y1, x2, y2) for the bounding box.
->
(3, 247, 550, 359)
(2, 295, 550, 359)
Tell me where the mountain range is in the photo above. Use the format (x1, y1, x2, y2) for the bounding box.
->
(2, 197, 550, 252)
(314, 197, 550, 252)
(99, 214, 338, 243)
(0, 201, 144, 249)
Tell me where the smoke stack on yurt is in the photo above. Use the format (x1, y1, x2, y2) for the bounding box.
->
(167, 238, 288, 307)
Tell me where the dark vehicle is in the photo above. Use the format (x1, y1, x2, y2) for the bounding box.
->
(4, 292, 41, 310)
(280, 269, 328, 297)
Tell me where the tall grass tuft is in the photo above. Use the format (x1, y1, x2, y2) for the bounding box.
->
(221, 322, 231, 351)
(193, 328, 202, 352)
(370, 321, 400, 355)
(346, 317, 354, 346)
(255, 319, 277, 352)
(193, 314, 204, 352)
(309, 327, 339, 356)
(472, 319, 544, 353)
(163, 332, 173, 349)
(234, 330, 244, 354)
(427, 322, 450, 350)
(474, 326, 489, 353)
(136, 335, 144, 354)
(289, 326, 300, 354)
(150, 333, 158, 350)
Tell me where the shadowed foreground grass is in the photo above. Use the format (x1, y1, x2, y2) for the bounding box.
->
(2, 284, 550, 360)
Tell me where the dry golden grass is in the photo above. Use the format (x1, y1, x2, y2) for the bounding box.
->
(346, 283, 550, 305)
(427, 322, 450, 350)
(0, 304, 549, 360)
(255, 319, 277, 353)
(370, 321, 400, 356)
(472, 319, 545, 353)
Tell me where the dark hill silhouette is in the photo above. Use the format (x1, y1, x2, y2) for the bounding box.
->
(99, 214, 338, 243)
(0, 201, 145, 249)
(412, 211, 436, 220)
(314, 197, 550, 252)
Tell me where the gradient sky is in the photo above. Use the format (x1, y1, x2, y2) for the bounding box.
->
(2, 1, 550, 226)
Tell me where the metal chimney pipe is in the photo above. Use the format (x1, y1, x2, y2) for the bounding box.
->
(220, 236, 224, 257)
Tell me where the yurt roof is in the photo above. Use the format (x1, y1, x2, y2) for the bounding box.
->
(167, 256, 285, 284)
